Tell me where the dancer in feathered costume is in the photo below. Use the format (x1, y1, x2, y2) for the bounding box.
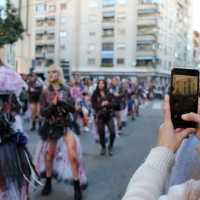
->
(34, 65, 87, 200)
(0, 62, 40, 200)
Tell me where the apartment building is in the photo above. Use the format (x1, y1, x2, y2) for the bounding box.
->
(33, 0, 193, 82)
(137, 0, 193, 83)
(0, 0, 35, 75)
(193, 30, 200, 68)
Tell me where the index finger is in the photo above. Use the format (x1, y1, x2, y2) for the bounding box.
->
(163, 95, 171, 122)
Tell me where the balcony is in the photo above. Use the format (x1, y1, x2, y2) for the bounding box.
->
(46, 24, 55, 30)
(137, 35, 155, 41)
(137, 19, 157, 27)
(136, 50, 155, 56)
(137, 4, 157, 12)
(35, 25, 45, 30)
(35, 39, 45, 45)
(101, 63, 114, 67)
(35, 52, 45, 58)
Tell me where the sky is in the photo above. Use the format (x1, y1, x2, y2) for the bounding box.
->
(193, 0, 200, 31)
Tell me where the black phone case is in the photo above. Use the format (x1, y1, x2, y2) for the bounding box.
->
(170, 68, 199, 128)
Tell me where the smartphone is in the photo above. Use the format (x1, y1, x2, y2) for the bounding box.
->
(170, 68, 199, 128)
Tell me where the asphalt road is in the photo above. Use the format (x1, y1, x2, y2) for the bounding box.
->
(26, 100, 163, 200)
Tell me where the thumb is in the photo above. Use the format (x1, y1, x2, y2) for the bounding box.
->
(182, 113, 200, 124)
(163, 95, 171, 122)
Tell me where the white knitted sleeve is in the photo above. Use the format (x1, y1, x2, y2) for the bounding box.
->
(122, 147, 175, 200)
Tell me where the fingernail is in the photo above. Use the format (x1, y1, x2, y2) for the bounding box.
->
(182, 114, 187, 119)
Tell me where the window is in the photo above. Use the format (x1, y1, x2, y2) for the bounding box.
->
(88, 59, 95, 65)
(89, 30, 96, 36)
(157, 43, 162, 50)
(102, 43, 113, 51)
(103, 27, 114, 37)
(36, 35, 42, 40)
(164, 60, 166, 69)
(118, 13, 126, 22)
(117, 58, 124, 64)
(36, 47, 42, 53)
(48, 5, 56, 12)
(165, 47, 167, 55)
(89, 1, 98, 7)
(60, 31, 67, 37)
(60, 45, 65, 51)
(47, 34, 54, 40)
(169, 62, 172, 69)
(36, 4, 45, 13)
(47, 46, 54, 52)
(118, 29, 125, 35)
(118, 0, 126, 4)
(101, 58, 113, 66)
(61, 3, 66, 9)
(36, 21, 43, 26)
(103, 0, 115, 7)
(103, 12, 114, 22)
(89, 15, 96, 21)
(117, 43, 125, 49)
(88, 44, 96, 52)
(47, 20, 55, 26)
(36, 60, 43, 66)
(60, 17, 66, 23)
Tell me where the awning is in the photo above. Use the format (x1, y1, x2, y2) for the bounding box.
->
(138, 9, 154, 14)
(137, 40, 154, 44)
(136, 56, 156, 64)
(47, 30, 55, 34)
(36, 30, 45, 35)
(101, 51, 114, 59)
(103, 12, 114, 18)
(46, 56, 54, 60)
(103, 26, 114, 30)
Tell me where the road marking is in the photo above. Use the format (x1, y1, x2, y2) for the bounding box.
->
(140, 102, 148, 109)
(152, 102, 162, 110)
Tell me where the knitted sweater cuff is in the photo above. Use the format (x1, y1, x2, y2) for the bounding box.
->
(145, 147, 175, 175)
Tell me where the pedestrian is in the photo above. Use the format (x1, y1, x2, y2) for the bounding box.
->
(27, 74, 43, 131)
(35, 65, 87, 200)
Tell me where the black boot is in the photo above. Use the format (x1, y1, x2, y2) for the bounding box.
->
(100, 147, 106, 156)
(118, 126, 122, 135)
(30, 121, 36, 131)
(41, 177, 52, 196)
(74, 180, 82, 200)
(108, 145, 113, 156)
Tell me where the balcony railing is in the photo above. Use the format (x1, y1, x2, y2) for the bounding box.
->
(102, 34, 114, 37)
(101, 63, 114, 67)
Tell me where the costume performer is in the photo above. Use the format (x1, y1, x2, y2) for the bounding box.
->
(35, 66, 87, 200)
(27, 74, 43, 131)
(91, 80, 125, 156)
(0, 62, 40, 200)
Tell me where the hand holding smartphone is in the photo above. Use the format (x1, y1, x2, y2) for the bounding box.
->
(170, 68, 199, 128)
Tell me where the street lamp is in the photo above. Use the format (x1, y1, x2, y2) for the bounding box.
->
(69, 22, 88, 80)
(58, 0, 73, 65)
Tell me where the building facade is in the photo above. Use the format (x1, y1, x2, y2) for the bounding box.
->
(32, 0, 193, 82)
(193, 30, 200, 68)
(0, 0, 35, 75)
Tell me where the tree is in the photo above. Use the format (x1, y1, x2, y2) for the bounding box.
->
(0, 1, 25, 48)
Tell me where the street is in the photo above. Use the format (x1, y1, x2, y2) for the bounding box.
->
(28, 100, 163, 200)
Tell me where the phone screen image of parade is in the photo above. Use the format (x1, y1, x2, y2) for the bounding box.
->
(171, 75, 198, 112)
(171, 74, 198, 127)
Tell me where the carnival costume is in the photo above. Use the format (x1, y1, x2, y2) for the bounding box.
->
(34, 84, 87, 194)
(0, 64, 40, 200)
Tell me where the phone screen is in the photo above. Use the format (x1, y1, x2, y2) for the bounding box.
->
(170, 69, 199, 128)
